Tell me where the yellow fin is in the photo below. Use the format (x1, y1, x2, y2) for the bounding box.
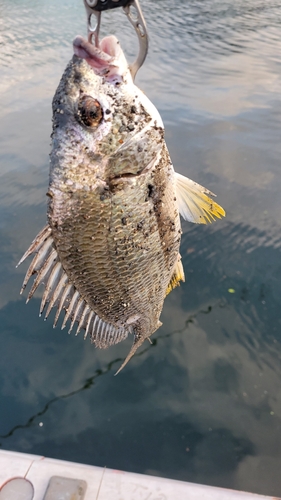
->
(175, 172, 225, 224)
(166, 257, 185, 297)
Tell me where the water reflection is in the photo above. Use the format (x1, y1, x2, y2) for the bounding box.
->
(1, 0, 281, 497)
(0, 305, 209, 441)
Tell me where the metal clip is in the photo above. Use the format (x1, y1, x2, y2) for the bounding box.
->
(83, 0, 149, 80)
(123, 1, 148, 80)
(83, 0, 101, 47)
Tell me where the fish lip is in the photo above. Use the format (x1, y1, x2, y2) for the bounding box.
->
(73, 35, 119, 70)
(72, 35, 131, 83)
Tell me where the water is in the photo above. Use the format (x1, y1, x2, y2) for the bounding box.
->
(1, 0, 281, 496)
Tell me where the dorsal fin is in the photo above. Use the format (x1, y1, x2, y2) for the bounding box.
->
(165, 255, 185, 297)
(16, 225, 52, 268)
(175, 172, 225, 224)
(90, 316, 129, 348)
(17, 226, 130, 349)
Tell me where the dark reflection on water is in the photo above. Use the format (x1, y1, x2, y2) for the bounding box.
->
(1, 0, 281, 497)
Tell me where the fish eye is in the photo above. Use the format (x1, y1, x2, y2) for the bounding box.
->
(77, 95, 103, 127)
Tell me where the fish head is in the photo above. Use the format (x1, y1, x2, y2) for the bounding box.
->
(49, 35, 164, 194)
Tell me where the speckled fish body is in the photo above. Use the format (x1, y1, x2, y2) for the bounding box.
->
(18, 35, 225, 372)
(50, 51, 181, 359)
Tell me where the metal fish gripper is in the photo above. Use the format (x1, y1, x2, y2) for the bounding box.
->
(83, 0, 149, 80)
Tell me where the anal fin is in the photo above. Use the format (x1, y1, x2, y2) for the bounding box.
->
(165, 256, 185, 297)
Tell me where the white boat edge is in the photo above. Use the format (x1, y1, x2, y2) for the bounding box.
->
(0, 449, 279, 500)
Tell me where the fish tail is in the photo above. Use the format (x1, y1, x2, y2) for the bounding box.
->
(114, 321, 162, 375)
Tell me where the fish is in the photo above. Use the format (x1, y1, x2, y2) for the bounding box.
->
(17, 34, 225, 373)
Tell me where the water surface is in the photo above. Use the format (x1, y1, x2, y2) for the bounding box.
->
(1, 0, 281, 496)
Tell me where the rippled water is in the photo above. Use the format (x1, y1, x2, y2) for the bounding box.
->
(1, 0, 281, 496)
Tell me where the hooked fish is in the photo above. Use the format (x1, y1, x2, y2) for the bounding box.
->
(18, 35, 225, 373)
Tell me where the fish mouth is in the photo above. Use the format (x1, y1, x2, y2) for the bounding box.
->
(73, 35, 124, 76)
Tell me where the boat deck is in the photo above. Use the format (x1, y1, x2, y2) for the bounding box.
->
(0, 449, 279, 499)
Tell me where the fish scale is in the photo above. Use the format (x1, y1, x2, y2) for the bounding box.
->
(49, 149, 180, 335)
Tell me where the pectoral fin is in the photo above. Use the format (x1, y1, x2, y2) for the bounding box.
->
(175, 172, 225, 224)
